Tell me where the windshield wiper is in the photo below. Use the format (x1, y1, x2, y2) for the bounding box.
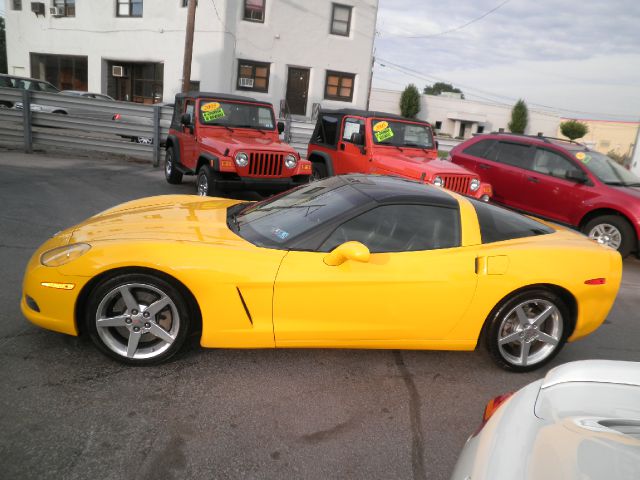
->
(378, 142, 403, 153)
(603, 181, 625, 186)
(623, 182, 640, 187)
(404, 142, 433, 153)
(236, 125, 265, 134)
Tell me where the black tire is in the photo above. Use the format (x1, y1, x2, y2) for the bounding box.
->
(485, 288, 569, 372)
(85, 272, 192, 365)
(582, 215, 635, 258)
(165, 147, 183, 185)
(310, 162, 328, 182)
(196, 164, 221, 197)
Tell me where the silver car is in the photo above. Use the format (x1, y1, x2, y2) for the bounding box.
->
(451, 360, 640, 480)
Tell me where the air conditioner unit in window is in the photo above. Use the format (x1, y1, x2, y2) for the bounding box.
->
(49, 6, 66, 16)
(239, 77, 254, 88)
(31, 2, 45, 16)
(112, 66, 125, 77)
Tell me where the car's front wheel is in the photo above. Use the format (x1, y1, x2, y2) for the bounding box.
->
(85, 273, 192, 365)
(310, 162, 328, 182)
(196, 165, 222, 197)
(583, 215, 635, 257)
(165, 147, 183, 184)
(485, 289, 569, 372)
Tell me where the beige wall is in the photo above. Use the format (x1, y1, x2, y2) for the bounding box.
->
(558, 118, 640, 158)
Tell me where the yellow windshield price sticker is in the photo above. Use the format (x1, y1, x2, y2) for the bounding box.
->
(576, 152, 586, 160)
(203, 109, 225, 122)
(375, 128, 394, 142)
(373, 121, 389, 132)
(201, 102, 221, 112)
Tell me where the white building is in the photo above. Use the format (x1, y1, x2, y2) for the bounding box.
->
(4, 0, 378, 117)
(369, 88, 561, 138)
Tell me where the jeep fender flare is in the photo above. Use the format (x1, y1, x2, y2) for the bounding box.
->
(307, 150, 335, 177)
(197, 152, 219, 173)
(165, 135, 182, 164)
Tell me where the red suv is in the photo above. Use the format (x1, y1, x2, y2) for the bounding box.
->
(451, 133, 640, 256)
(307, 109, 493, 200)
(165, 92, 311, 195)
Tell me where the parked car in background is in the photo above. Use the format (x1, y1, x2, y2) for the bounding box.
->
(60, 90, 115, 101)
(22, 175, 621, 368)
(0, 74, 63, 111)
(451, 132, 640, 257)
(451, 360, 640, 480)
(165, 92, 311, 195)
(307, 109, 493, 200)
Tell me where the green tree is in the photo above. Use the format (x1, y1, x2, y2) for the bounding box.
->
(0, 18, 7, 74)
(508, 99, 529, 134)
(560, 120, 589, 140)
(423, 82, 464, 99)
(399, 84, 421, 119)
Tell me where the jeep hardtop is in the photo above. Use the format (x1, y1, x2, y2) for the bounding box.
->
(307, 109, 492, 200)
(165, 92, 311, 195)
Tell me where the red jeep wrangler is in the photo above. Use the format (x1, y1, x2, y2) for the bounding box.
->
(307, 109, 492, 200)
(165, 92, 311, 195)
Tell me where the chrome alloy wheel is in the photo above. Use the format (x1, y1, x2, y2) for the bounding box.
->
(95, 283, 180, 360)
(197, 174, 208, 196)
(497, 299, 563, 367)
(588, 223, 622, 250)
(165, 154, 173, 176)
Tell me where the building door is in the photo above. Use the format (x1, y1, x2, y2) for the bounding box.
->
(107, 61, 164, 104)
(285, 67, 310, 116)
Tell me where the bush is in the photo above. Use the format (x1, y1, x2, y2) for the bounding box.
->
(508, 99, 528, 134)
(399, 84, 420, 119)
(560, 120, 589, 140)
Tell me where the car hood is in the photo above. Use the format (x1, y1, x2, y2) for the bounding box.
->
(200, 130, 295, 154)
(69, 195, 249, 245)
(372, 152, 478, 179)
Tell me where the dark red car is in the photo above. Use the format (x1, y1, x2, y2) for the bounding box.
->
(451, 133, 640, 256)
(165, 92, 311, 195)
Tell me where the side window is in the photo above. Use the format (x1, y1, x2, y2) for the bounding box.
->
(320, 204, 461, 253)
(469, 198, 553, 244)
(342, 117, 364, 143)
(490, 142, 533, 169)
(532, 149, 580, 179)
(463, 139, 496, 158)
(185, 101, 195, 125)
(314, 115, 339, 146)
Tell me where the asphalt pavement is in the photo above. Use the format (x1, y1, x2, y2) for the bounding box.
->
(0, 149, 639, 480)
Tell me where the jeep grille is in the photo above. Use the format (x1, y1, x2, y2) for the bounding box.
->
(248, 153, 284, 176)
(442, 175, 471, 194)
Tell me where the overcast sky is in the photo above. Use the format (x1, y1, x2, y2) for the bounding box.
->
(373, 0, 640, 120)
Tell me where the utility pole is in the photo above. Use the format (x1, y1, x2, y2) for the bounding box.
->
(181, 0, 197, 93)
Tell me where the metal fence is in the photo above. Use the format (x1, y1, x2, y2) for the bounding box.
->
(0, 87, 174, 166)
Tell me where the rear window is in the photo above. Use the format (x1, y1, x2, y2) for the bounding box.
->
(313, 115, 339, 146)
(469, 199, 554, 243)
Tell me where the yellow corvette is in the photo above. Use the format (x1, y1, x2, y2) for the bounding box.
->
(22, 175, 622, 371)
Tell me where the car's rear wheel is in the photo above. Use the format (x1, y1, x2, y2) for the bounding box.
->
(85, 273, 192, 365)
(583, 215, 634, 257)
(310, 162, 328, 182)
(485, 289, 569, 372)
(165, 147, 183, 184)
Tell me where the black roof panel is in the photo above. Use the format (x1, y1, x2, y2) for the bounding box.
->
(319, 108, 432, 125)
(175, 91, 273, 107)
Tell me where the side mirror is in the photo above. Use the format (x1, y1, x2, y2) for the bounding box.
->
(324, 241, 371, 266)
(180, 112, 192, 126)
(565, 169, 588, 183)
(351, 132, 364, 146)
(277, 121, 285, 134)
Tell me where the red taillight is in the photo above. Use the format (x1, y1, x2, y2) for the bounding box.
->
(585, 278, 606, 285)
(472, 392, 514, 437)
(113, 113, 121, 120)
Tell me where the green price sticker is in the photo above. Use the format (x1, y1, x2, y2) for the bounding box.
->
(203, 109, 225, 122)
(375, 128, 394, 142)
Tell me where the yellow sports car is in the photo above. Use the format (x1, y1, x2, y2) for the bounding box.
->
(21, 175, 622, 371)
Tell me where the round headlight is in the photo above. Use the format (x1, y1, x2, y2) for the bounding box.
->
(433, 176, 444, 187)
(40, 243, 91, 267)
(284, 154, 298, 169)
(470, 178, 480, 191)
(235, 152, 249, 167)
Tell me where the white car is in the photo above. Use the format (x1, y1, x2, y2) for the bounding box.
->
(451, 360, 640, 480)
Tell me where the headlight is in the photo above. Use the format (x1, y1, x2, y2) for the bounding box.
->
(235, 152, 249, 167)
(40, 243, 91, 267)
(433, 176, 444, 187)
(284, 154, 298, 169)
(470, 179, 480, 191)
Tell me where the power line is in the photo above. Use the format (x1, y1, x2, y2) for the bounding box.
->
(380, 0, 512, 39)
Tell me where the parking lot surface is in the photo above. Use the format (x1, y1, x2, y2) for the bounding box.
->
(1, 151, 639, 480)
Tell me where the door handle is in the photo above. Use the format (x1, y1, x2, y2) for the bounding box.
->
(479, 164, 491, 170)
(527, 176, 540, 183)
(339, 143, 345, 151)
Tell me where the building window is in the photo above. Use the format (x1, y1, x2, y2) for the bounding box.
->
(53, 0, 75, 16)
(477, 125, 485, 134)
(325, 71, 355, 102)
(117, 0, 143, 17)
(12, 0, 22, 10)
(243, 0, 265, 22)
(189, 80, 200, 92)
(434, 121, 442, 130)
(181, 0, 197, 7)
(331, 3, 352, 36)
(30, 53, 88, 90)
(237, 60, 270, 93)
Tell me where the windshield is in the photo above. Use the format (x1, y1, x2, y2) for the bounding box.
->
(233, 177, 367, 247)
(198, 100, 275, 130)
(570, 150, 640, 186)
(371, 119, 434, 149)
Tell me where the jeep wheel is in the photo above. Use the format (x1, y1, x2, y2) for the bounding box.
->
(583, 215, 634, 257)
(310, 162, 328, 182)
(197, 165, 221, 197)
(165, 147, 183, 185)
